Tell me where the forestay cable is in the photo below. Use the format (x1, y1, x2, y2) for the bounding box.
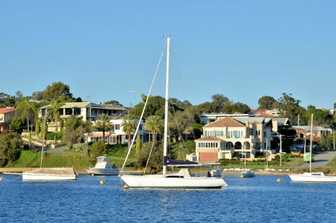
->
(120, 47, 164, 173)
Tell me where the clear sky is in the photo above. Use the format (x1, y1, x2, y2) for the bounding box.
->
(1, 0, 335, 109)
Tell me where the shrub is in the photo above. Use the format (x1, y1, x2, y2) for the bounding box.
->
(0, 133, 22, 166)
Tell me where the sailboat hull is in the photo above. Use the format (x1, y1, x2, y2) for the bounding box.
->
(121, 175, 227, 189)
(22, 168, 76, 182)
(289, 173, 336, 183)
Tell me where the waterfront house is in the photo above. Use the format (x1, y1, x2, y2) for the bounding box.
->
(0, 107, 15, 133)
(200, 112, 289, 133)
(39, 101, 131, 144)
(293, 125, 333, 142)
(195, 117, 273, 163)
(85, 118, 145, 145)
(39, 101, 127, 124)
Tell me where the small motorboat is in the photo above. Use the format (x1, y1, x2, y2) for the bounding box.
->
(240, 169, 255, 178)
(88, 156, 119, 176)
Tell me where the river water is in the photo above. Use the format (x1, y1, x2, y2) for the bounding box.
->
(0, 175, 335, 223)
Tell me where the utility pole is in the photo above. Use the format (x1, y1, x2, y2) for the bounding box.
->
(279, 135, 282, 167)
(297, 114, 300, 126)
(266, 140, 269, 169)
(333, 130, 335, 151)
(309, 114, 314, 173)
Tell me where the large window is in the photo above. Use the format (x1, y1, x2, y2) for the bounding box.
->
(65, 108, 72, 115)
(74, 107, 81, 115)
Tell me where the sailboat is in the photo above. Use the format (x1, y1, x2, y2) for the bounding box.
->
(289, 114, 336, 183)
(22, 113, 76, 182)
(120, 37, 227, 189)
(240, 150, 255, 178)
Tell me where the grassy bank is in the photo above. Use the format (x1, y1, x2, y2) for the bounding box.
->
(7, 150, 91, 171)
(6, 144, 134, 171)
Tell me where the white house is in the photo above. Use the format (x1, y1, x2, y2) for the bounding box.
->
(85, 118, 145, 145)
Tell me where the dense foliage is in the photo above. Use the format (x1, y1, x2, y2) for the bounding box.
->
(0, 133, 22, 166)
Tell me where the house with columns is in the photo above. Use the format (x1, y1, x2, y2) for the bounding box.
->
(38, 102, 132, 145)
(39, 102, 127, 123)
(195, 117, 272, 163)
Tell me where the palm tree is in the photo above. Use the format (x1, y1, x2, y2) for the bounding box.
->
(96, 114, 112, 143)
(15, 98, 37, 133)
(48, 100, 64, 132)
(144, 115, 163, 144)
(122, 116, 136, 147)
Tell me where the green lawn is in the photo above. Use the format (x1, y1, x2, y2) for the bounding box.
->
(7, 150, 91, 171)
(220, 154, 304, 170)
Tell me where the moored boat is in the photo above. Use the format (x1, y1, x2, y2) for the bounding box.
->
(22, 168, 76, 182)
(120, 37, 227, 189)
(88, 156, 119, 176)
(289, 172, 336, 183)
(121, 168, 226, 189)
(289, 114, 336, 183)
(240, 169, 255, 178)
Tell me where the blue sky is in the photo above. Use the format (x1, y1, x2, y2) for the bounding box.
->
(1, 0, 335, 108)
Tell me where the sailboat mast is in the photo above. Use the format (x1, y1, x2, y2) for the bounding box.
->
(163, 37, 171, 176)
(309, 113, 314, 173)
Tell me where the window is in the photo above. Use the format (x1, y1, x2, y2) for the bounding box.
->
(65, 108, 72, 115)
(115, 124, 120, 130)
(74, 107, 81, 115)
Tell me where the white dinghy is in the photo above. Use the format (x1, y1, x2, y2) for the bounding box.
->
(289, 114, 336, 183)
(120, 37, 227, 189)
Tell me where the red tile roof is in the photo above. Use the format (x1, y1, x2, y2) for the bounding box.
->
(0, 107, 15, 114)
(204, 117, 245, 128)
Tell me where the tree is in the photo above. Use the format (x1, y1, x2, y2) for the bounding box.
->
(278, 93, 305, 125)
(63, 116, 88, 148)
(42, 82, 73, 101)
(144, 115, 163, 143)
(15, 98, 37, 133)
(88, 141, 106, 164)
(48, 99, 65, 132)
(135, 134, 142, 158)
(122, 116, 136, 147)
(15, 91, 23, 100)
(305, 105, 333, 127)
(0, 133, 22, 167)
(211, 94, 229, 113)
(104, 100, 124, 107)
(258, 96, 278, 110)
(95, 114, 112, 142)
(229, 102, 251, 114)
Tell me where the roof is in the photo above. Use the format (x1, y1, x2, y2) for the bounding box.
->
(204, 117, 245, 128)
(195, 136, 222, 141)
(293, 126, 333, 132)
(234, 116, 272, 125)
(41, 101, 127, 111)
(0, 107, 15, 114)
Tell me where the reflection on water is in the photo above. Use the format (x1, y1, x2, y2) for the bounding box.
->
(0, 175, 336, 223)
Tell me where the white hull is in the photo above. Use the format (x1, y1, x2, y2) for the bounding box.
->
(289, 172, 336, 183)
(22, 168, 76, 182)
(121, 175, 227, 189)
(88, 168, 119, 176)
